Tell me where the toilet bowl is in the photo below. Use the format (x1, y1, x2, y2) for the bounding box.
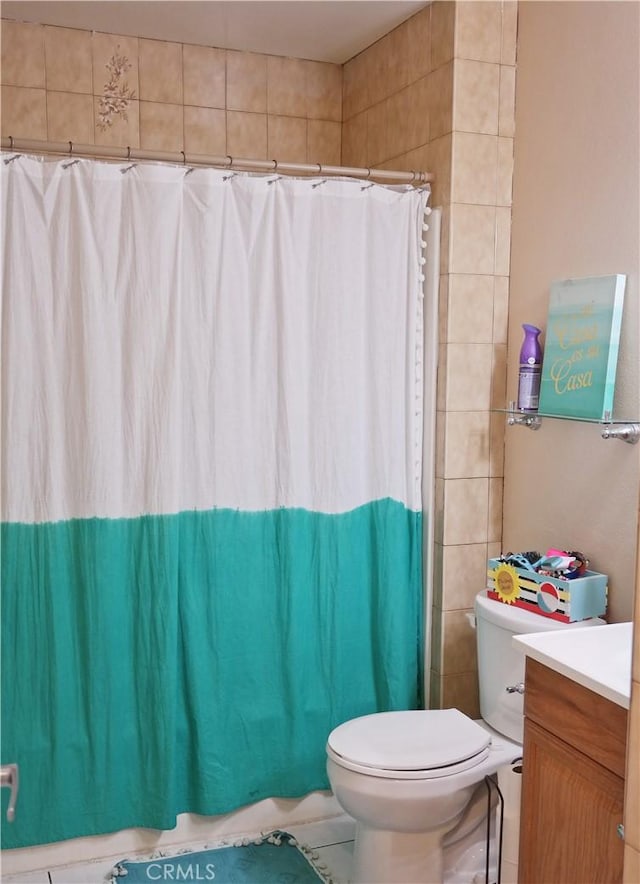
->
(327, 708, 516, 884)
(326, 589, 605, 884)
(327, 709, 513, 884)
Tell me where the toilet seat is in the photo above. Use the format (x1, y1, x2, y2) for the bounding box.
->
(327, 709, 492, 780)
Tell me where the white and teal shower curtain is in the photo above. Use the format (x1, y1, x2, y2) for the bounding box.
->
(1, 156, 429, 848)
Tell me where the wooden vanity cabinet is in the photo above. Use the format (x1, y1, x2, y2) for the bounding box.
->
(518, 658, 628, 884)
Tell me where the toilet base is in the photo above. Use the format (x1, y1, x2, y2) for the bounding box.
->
(352, 823, 449, 884)
(350, 776, 510, 884)
(351, 807, 501, 884)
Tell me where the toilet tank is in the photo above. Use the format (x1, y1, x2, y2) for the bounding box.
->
(474, 590, 604, 744)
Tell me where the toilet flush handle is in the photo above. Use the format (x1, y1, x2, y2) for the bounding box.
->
(506, 683, 525, 694)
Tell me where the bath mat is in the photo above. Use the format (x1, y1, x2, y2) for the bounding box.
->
(111, 830, 334, 883)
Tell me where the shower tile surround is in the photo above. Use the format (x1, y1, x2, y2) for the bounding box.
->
(1, 0, 517, 832)
(341, 0, 516, 715)
(0, 20, 342, 163)
(1, 0, 515, 724)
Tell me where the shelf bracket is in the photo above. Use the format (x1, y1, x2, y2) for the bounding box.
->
(601, 423, 640, 444)
(507, 408, 542, 430)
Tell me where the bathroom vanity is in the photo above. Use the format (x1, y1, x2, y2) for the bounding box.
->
(513, 623, 632, 884)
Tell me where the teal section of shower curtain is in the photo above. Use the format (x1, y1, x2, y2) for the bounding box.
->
(0, 498, 422, 848)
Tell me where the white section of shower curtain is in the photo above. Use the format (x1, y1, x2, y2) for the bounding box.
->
(1, 157, 428, 523)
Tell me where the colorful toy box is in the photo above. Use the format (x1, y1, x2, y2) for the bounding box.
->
(487, 557, 608, 623)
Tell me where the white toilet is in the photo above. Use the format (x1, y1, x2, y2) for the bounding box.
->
(326, 589, 604, 884)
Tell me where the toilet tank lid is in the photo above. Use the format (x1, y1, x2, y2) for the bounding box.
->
(327, 709, 490, 772)
(475, 590, 605, 632)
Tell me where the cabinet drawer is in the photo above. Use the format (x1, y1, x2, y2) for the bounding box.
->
(523, 658, 627, 777)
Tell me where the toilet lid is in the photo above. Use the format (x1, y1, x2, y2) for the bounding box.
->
(327, 709, 491, 776)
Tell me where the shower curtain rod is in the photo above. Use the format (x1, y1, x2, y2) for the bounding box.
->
(1, 137, 433, 185)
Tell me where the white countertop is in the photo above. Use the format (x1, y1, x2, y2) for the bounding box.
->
(513, 622, 633, 709)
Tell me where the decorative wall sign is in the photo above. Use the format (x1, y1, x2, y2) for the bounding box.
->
(538, 274, 626, 420)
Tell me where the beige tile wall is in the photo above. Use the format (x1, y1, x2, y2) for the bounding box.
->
(342, 4, 432, 179)
(431, 0, 516, 715)
(0, 19, 342, 164)
(342, 0, 516, 715)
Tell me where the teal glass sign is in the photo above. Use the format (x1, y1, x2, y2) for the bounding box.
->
(538, 274, 626, 420)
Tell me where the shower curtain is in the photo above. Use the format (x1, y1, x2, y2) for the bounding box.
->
(1, 156, 429, 848)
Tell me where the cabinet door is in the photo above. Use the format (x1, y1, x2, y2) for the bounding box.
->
(519, 719, 625, 884)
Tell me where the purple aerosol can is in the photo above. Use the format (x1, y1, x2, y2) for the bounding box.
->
(518, 324, 543, 412)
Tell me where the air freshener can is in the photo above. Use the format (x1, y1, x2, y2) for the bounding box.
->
(518, 324, 542, 412)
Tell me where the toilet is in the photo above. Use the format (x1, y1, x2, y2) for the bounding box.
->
(326, 589, 604, 884)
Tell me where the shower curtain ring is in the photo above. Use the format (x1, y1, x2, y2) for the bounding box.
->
(226, 155, 233, 169)
(271, 159, 278, 171)
(62, 143, 79, 169)
(3, 136, 20, 164)
(181, 151, 187, 165)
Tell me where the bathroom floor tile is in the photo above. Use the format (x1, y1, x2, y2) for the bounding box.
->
(3, 874, 51, 884)
(315, 840, 354, 883)
(287, 815, 355, 883)
(9, 815, 357, 884)
(49, 858, 116, 883)
(288, 812, 356, 848)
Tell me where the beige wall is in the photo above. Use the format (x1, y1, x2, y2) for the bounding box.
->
(0, 20, 342, 163)
(505, 0, 640, 625)
(505, 2, 640, 878)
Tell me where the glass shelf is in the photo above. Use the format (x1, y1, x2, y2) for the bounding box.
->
(501, 403, 640, 444)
